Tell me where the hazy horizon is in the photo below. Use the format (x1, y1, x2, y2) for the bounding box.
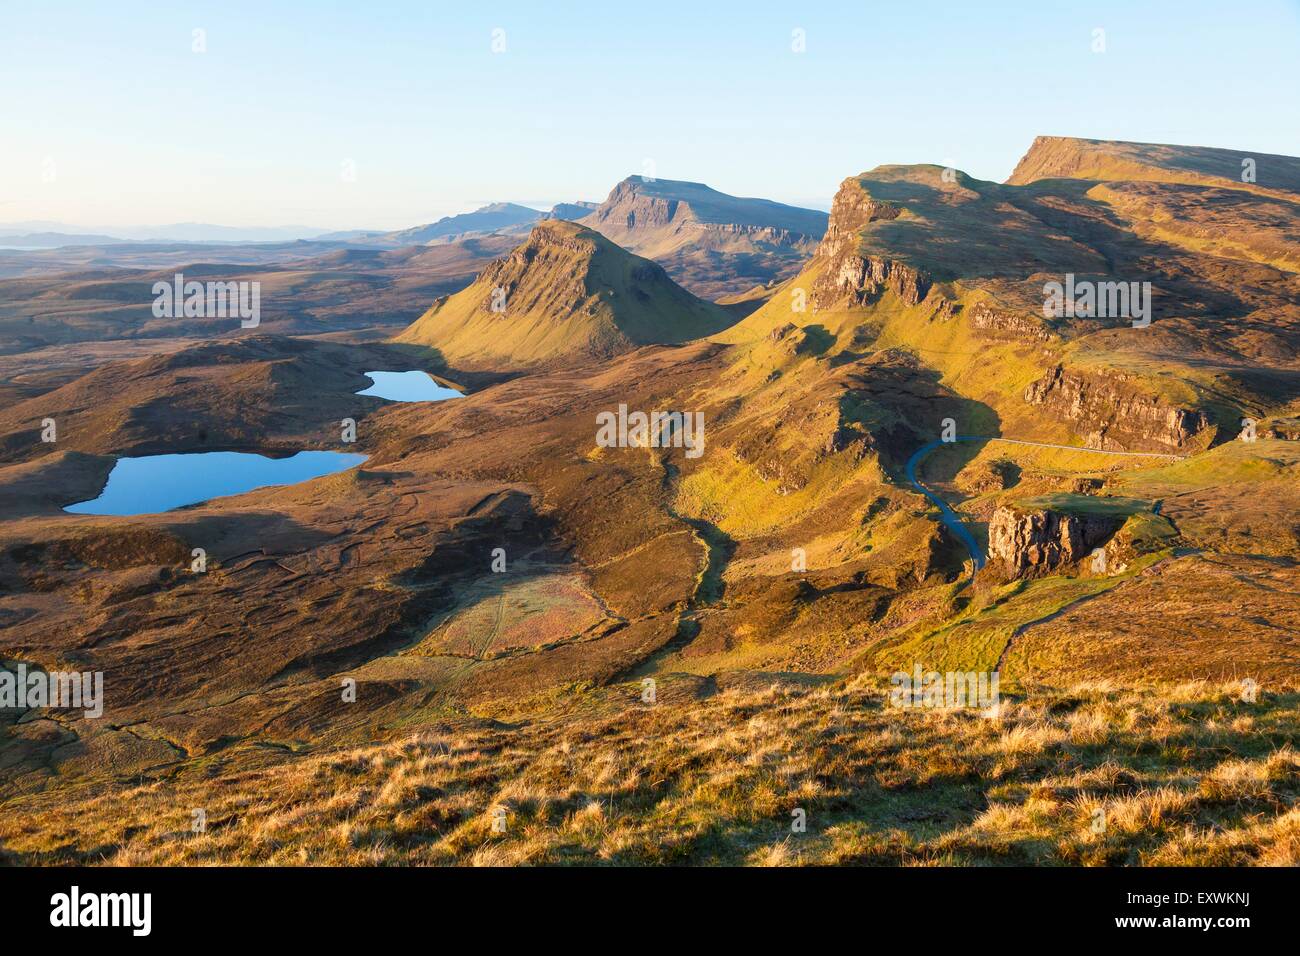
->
(0, 190, 836, 240)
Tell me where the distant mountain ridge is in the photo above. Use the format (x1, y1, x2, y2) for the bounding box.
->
(322, 200, 601, 249)
(577, 176, 829, 299)
(1007, 135, 1300, 201)
(545, 201, 600, 221)
(0, 231, 128, 249)
(382, 202, 543, 245)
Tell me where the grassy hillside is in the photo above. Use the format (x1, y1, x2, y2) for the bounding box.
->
(396, 221, 732, 369)
(4, 678, 1296, 866)
(1007, 135, 1300, 202)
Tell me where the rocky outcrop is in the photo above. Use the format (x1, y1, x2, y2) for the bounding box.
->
(473, 221, 594, 315)
(925, 291, 959, 322)
(808, 177, 933, 311)
(1023, 364, 1211, 453)
(968, 301, 1051, 342)
(768, 322, 797, 343)
(987, 505, 1123, 577)
(812, 253, 932, 310)
(1265, 417, 1300, 440)
(813, 178, 902, 261)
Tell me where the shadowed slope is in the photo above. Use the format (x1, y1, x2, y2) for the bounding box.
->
(395, 220, 732, 369)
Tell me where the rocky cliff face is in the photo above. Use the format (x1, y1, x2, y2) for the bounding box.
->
(808, 177, 932, 311)
(687, 220, 816, 248)
(813, 251, 932, 310)
(812, 178, 902, 259)
(577, 176, 828, 298)
(968, 301, 1052, 342)
(1024, 364, 1212, 453)
(987, 505, 1123, 578)
(586, 180, 685, 231)
(805, 177, 965, 322)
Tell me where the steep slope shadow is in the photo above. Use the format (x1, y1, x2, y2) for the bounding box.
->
(396, 220, 736, 370)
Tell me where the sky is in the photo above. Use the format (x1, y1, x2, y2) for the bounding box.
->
(4, 0, 1300, 232)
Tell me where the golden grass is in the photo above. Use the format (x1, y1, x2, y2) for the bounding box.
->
(2, 679, 1296, 867)
(675, 447, 883, 539)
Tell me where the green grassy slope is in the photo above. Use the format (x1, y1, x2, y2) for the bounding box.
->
(396, 220, 732, 369)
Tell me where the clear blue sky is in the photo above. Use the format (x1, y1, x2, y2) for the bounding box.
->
(5, 0, 1299, 231)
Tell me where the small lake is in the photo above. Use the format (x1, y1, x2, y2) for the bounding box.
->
(65, 450, 368, 516)
(356, 371, 463, 402)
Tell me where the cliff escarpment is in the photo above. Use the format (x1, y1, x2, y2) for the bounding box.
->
(578, 176, 828, 298)
(1024, 365, 1213, 453)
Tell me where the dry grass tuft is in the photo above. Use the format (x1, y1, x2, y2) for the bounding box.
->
(2, 681, 1296, 866)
